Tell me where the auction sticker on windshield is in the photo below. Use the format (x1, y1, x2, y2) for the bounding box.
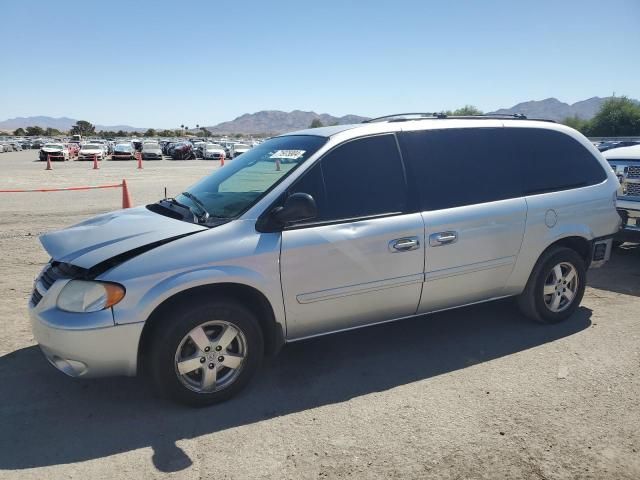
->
(269, 150, 306, 160)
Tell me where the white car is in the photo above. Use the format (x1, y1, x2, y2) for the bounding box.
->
(231, 143, 251, 158)
(604, 144, 640, 244)
(202, 143, 226, 160)
(78, 143, 105, 161)
(39, 143, 70, 161)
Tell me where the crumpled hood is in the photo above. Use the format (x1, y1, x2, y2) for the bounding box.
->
(40, 206, 207, 269)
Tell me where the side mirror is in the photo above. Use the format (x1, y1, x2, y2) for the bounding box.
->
(272, 193, 317, 225)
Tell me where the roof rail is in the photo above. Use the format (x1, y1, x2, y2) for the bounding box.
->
(361, 113, 557, 124)
(362, 113, 442, 123)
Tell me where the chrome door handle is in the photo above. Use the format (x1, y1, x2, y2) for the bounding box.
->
(429, 231, 458, 246)
(389, 236, 420, 252)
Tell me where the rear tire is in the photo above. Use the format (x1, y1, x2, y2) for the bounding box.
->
(147, 299, 263, 406)
(517, 246, 586, 324)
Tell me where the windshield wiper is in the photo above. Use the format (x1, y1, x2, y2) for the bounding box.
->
(180, 191, 210, 222)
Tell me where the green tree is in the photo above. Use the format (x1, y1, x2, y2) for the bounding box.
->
(25, 126, 44, 136)
(13, 127, 26, 136)
(116, 130, 127, 137)
(451, 105, 483, 116)
(70, 120, 96, 136)
(588, 97, 640, 136)
(309, 119, 324, 128)
(44, 127, 62, 136)
(144, 128, 157, 137)
(561, 115, 591, 134)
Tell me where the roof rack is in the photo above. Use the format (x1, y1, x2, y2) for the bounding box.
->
(362, 113, 557, 124)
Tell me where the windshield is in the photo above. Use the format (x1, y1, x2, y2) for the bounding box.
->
(175, 135, 326, 220)
(44, 144, 63, 150)
(143, 143, 159, 149)
(234, 144, 250, 149)
(83, 144, 101, 149)
(115, 144, 132, 151)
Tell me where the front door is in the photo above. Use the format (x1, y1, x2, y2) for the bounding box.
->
(280, 134, 425, 339)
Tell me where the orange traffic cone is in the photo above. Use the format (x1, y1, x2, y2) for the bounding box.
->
(93, 154, 99, 170)
(121, 179, 132, 209)
(137, 152, 143, 169)
(220, 155, 225, 167)
(45, 155, 52, 170)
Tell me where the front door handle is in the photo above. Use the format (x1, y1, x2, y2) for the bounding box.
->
(389, 236, 420, 252)
(429, 231, 458, 246)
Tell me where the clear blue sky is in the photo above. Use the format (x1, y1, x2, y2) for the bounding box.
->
(1, 0, 638, 128)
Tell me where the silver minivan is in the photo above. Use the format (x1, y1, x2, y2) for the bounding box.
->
(29, 115, 621, 405)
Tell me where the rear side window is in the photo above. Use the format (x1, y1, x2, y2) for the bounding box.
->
(288, 134, 408, 222)
(400, 127, 607, 211)
(505, 128, 607, 195)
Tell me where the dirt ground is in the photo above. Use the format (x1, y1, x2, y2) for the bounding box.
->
(0, 149, 638, 479)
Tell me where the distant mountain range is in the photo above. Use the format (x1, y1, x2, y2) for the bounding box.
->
(2, 97, 638, 134)
(0, 116, 145, 133)
(202, 110, 369, 134)
(489, 96, 639, 122)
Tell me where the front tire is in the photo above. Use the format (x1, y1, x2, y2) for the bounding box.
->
(517, 246, 586, 324)
(147, 299, 264, 406)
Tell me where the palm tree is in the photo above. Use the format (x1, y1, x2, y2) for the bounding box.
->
(180, 124, 184, 136)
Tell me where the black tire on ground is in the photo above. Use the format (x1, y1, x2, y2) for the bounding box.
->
(147, 299, 264, 407)
(516, 246, 587, 324)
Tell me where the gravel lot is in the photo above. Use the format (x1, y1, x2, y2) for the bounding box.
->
(0, 150, 638, 479)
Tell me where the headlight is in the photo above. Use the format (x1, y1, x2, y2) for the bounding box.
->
(57, 280, 125, 313)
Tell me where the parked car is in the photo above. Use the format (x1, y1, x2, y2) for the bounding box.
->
(193, 142, 207, 158)
(170, 142, 196, 160)
(141, 142, 163, 160)
(202, 143, 226, 160)
(111, 143, 136, 160)
(67, 143, 80, 158)
(29, 117, 620, 406)
(39, 143, 69, 161)
(604, 144, 640, 245)
(230, 143, 251, 158)
(78, 143, 105, 161)
(597, 140, 640, 152)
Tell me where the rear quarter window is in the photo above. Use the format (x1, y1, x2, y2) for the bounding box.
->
(505, 128, 607, 195)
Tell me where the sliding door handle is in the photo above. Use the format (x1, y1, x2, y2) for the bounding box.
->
(429, 231, 458, 246)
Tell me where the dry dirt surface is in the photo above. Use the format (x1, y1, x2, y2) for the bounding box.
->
(0, 150, 639, 479)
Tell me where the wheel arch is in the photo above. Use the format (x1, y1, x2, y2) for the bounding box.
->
(137, 283, 284, 375)
(543, 235, 591, 266)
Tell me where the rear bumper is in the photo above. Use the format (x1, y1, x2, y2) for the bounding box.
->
(590, 237, 613, 269)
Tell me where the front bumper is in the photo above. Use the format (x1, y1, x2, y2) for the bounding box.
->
(29, 284, 143, 378)
(615, 200, 640, 242)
